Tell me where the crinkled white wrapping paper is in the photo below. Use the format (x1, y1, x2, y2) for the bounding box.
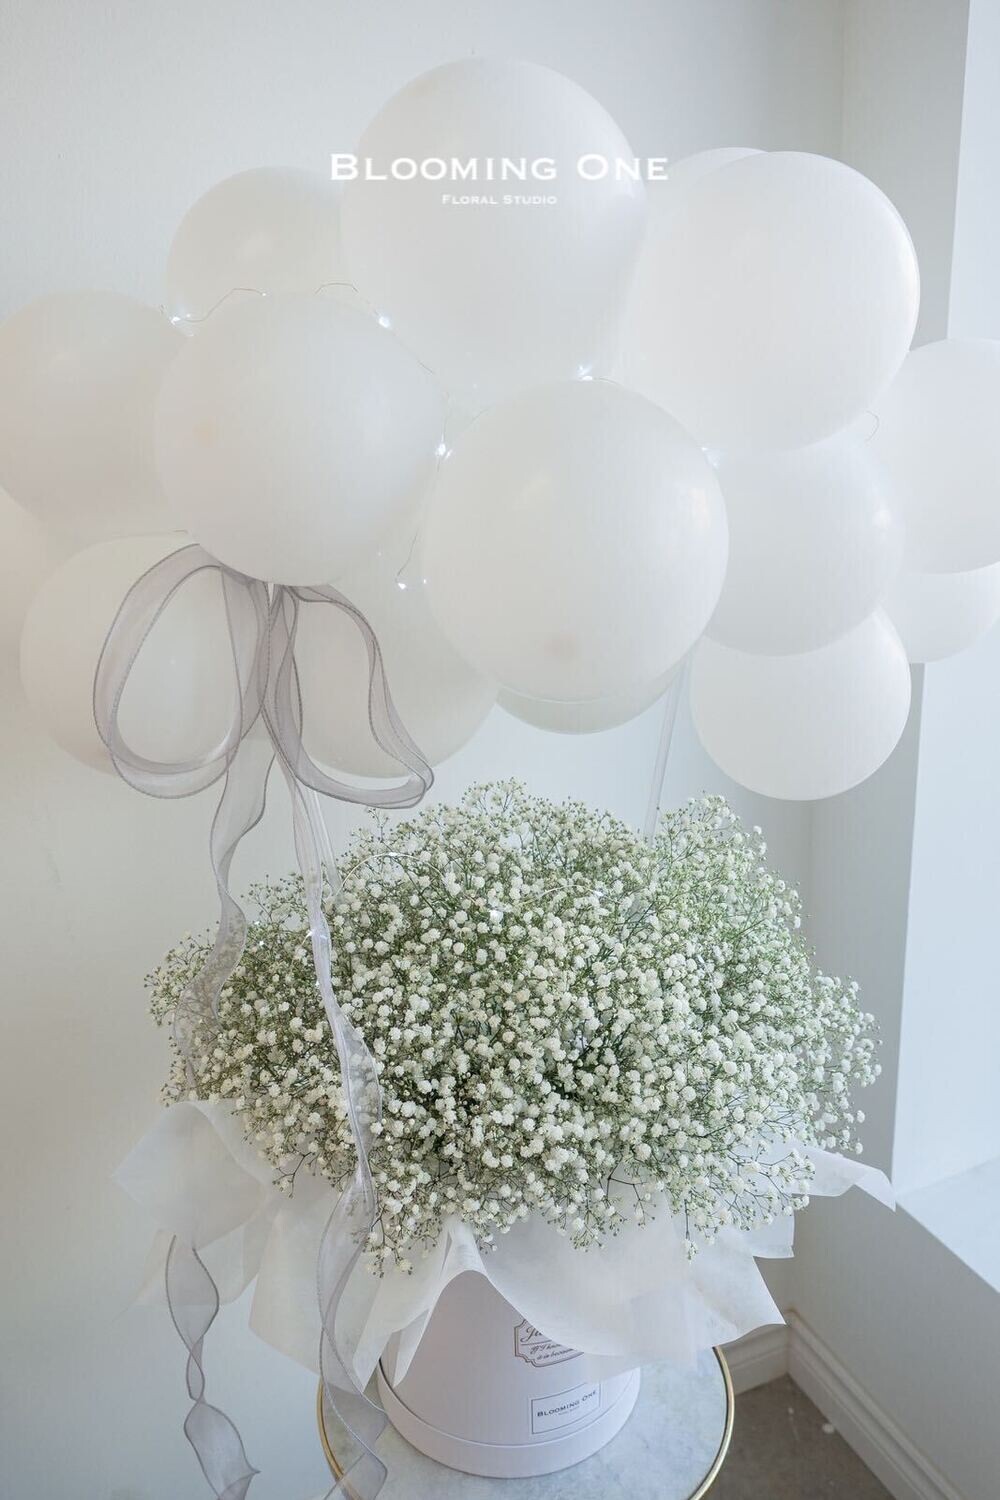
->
(117, 1101, 893, 1386)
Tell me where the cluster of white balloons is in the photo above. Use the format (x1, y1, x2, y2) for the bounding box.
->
(6, 58, 1000, 799)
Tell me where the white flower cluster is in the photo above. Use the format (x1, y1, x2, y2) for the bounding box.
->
(149, 784, 878, 1270)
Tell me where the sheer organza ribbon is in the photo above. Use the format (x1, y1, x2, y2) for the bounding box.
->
(94, 542, 433, 1499)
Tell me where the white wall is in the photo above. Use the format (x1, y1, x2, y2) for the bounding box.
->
(792, 7, 1000, 1499)
(947, 0, 1000, 343)
(0, 4, 844, 1496)
(890, 0, 1000, 1194)
(893, 626, 1000, 1194)
(839, 0, 970, 348)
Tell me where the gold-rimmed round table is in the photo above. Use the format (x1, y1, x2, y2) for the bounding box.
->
(318, 1347, 733, 1499)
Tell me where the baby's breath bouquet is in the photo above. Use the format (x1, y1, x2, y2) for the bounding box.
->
(149, 783, 878, 1272)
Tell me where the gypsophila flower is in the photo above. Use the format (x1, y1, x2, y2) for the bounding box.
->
(148, 784, 877, 1271)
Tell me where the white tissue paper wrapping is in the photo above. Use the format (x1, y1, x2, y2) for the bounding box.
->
(117, 1100, 894, 1387)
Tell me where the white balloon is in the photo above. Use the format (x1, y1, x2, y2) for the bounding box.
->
(294, 534, 495, 777)
(341, 59, 646, 408)
(154, 296, 445, 585)
(0, 291, 181, 537)
(0, 488, 71, 651)
(623, 150, 761, 404)
(691, 612, 911, 800)
(885, 563, 1000, 662)
(165, 167, 344, 328)
(19, 535, 236, 772)
(623, 151, 919, 449)
(499, 663, 678, 735)
(870, 339, 1000, 572)
(707, 437, 901, 655)
(422, 380, 728, 701)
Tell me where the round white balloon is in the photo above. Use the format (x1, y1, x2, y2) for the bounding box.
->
(624, 149, 761, 406)
(707, 436, 901, 655)
(341, 59, 646, 408)
(294, 534, 495, 777)
(623, 151, 919, 449)
(19, 535, 236, 772)
(499, 663, 678, 735)
(870, 338, 1000, 573)
(691, 612, 911, 800)
(422, 380, 728, 702)
(154, 296, 445, 585)
(165, 167, 344, 328)
(0, 291, 181, 537)
(885, 562, 1000, 662)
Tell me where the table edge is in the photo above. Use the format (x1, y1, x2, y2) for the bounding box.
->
(317, 1346, 735, 1498)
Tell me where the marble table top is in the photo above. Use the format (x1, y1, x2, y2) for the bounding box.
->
(319, 1348, 733, 1499)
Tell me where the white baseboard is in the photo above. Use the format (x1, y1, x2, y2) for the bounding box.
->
(721, 1315, 963, 1500)
(786, 1311, 965, 1500)
(722, 1322, 790, 1393)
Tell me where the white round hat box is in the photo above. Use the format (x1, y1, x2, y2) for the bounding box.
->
(377, 1269, 640, 1478)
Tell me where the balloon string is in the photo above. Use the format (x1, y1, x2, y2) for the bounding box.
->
(313, 281, 457, 409)
(164, 275, 458, 412)
(642, 660, 688, 845)
(164, 287, 267, 326)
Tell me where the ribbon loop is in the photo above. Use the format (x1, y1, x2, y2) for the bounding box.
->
(93, 545, 269, 796)
(267, 584, 430, 808)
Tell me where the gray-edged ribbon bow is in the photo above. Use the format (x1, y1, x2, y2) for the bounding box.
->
(94, 542, 433, 1499)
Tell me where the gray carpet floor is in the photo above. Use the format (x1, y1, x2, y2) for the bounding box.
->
(711, 1377, 891, 1499)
